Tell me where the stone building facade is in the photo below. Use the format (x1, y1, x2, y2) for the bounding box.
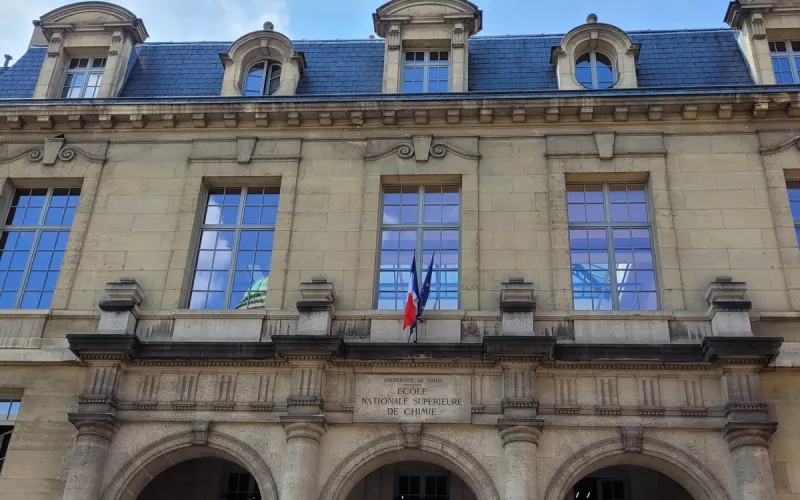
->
(0, 1, 798, 500)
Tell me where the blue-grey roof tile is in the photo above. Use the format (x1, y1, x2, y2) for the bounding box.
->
(0, 47, 46, 98)
(0, 29, 756, 99)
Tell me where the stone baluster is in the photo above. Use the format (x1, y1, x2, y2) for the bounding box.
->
(499, 278, 536, 336)
(61, 416, 118, 500)
(296, 277, 336, 336)
(498, 419, 544, 500)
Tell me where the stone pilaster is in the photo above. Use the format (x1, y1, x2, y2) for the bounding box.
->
(61, 415, 118, 500)
(296, 277, 336, 336)
(498, 419, 544, 500)
(723, 423, 778, 500)
(280, 417, 327, 500)
(499, 278, 536, 336)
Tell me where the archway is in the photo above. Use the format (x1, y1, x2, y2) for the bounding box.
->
(101, 430, 279, 500)
(570, 465, 693, 500)
(543, 437, 731, 500)
(319, 434, 500, 500)
(138, 456, 259, 500)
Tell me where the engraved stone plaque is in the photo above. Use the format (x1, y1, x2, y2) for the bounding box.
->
(354, 374, 471, 423)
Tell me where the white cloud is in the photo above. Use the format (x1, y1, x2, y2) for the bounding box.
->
(0, 0, 292, 62)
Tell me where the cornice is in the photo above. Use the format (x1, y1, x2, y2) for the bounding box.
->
(3, 88, 800, 131)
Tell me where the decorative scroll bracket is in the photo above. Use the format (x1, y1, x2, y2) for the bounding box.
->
(0, 138, 108, 166)
(364, 136, 480, 163)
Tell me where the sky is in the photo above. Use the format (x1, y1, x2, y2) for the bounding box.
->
(1, 0, 734, 63)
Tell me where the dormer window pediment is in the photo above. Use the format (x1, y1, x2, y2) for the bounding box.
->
(552, 14, 640, 90)
(374, 0, 482, 94)
(220, 24, 306, 97)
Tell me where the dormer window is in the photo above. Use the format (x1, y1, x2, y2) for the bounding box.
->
(575, 51, 614, 89)
(403, 51, 450, 93)
(769, 41, 800, 84)
(244, 60, 282, 96)
(60, 57, 107, 98)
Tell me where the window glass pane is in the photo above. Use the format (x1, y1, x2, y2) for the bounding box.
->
(245, 62, 265, 96)
(595, 52, 614, 89)
(575, 53, 593, 88)
(403, 67, 425, 93)
(773, 41, 788, 52)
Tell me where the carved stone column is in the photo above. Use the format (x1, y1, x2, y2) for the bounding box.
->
(280, 417, 326, 500)
(498, 419, 544, 500)
(724, 423, 778, 500)
(703, 336, 783, 500)
(61, 415, 118, 500)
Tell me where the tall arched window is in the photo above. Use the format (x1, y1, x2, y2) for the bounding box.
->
(244, 60, 282, 96)
(575, 51, 615, 89)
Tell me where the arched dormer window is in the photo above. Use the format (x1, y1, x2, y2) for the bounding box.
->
(244, 60, 282, 96)
(551, 14, 640, 90)
(220, 22, 306, 97)
(575, 50, 614, 89)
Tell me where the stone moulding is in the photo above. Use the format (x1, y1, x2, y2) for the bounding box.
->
(0, 142, 108, 166)
(5, 89, 798, 131)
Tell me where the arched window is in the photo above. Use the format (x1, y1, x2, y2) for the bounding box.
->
(575, 51, 615, 89)
(244, 60, 282, 96)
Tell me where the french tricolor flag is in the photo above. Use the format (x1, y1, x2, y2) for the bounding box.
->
(402, 253, 420, 342)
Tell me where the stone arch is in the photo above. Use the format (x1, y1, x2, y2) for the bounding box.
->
(552, 18, 640, 90)
(220, 28, 306, 96)
(319, 433, 500, 500)
(101, 430, 279, 500)
(543, 437, 732, 500)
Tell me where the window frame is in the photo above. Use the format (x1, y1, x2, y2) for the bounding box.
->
(187, 186, 279, 311)
(59, 57, 106, 99)
(0, 399, 21, 476)
(787, 181, 800, 245)
(567, 182, 660, 311)
(0, 187, 79, 309)
(376, 184, 461, 311)
(575, 50, 615, 89)
(243, 59, 282, 96)
(769, 41, 800, 84)
(402, 50, 451, 93)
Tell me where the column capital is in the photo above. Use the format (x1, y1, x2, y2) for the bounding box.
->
(498, 418, 544, 446)
(68, 413, 119, 440)
(281, 416, 327, 442)
(722, 421, 777, 451)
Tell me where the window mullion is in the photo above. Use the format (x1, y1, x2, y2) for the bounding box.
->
(40, 188, 53, 226)
(591, 52, 598, 89)
(16, 229, 42, 309)
(608, 225, 620, 311)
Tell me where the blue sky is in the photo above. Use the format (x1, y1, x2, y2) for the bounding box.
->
(2, 0, 733, 63)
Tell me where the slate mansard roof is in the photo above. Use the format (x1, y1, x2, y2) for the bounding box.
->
(0, 28, 754, 99)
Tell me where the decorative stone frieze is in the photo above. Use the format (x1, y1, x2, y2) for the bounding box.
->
(364, 136, 481, 162)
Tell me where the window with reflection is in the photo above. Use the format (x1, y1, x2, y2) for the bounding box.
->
(769, 41, 800, 84)
(0, 399, 21, 475)
(403, 51, 450, 93)
(568, 183, 657, 311)
(244, 60, 282, 96)
(787, 181, 800, 244)
(0, 188, 79, 309)
(189, 187, 279, 310)
(575, 51, 615, 89)
(60, 57, 106, 98)
(378, 185, 460, 310)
